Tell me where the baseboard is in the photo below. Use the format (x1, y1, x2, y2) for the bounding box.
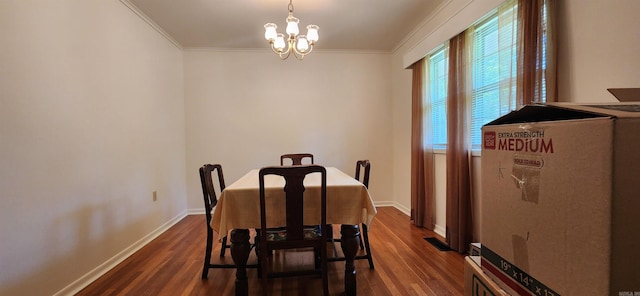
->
(377, 202, 446, 239)
(390, 202, 411, 216)
(434, 224, 446, 238)
(192, 202, 444, 243)
(54, 210, 188, 296)
(191, 202, 447, 238)
(55, 202, 444, 295)
(188, 208, 206, 215)
(190, 201, 411, 217)
(371, 201, 409, 215)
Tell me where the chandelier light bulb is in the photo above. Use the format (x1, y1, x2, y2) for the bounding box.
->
(264, 23, 277, 41)
(306, 25, 319, 43)
(296, 35, 309, 52)
(274, 33, 286, 51)
(286, 16, 300, 36)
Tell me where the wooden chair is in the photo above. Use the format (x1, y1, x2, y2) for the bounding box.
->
(258, 165, 329, 296)
(354, 160, 374, 269)
(327, 160, 375, 269)
(280, 153, 314, 166)
(199, 164, 258, 279)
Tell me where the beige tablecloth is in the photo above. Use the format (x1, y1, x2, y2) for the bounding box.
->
(211, 167, 377, 236)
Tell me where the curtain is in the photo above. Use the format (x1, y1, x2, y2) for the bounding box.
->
(445, 31, 473, 253)
(411, 0, 556, 253)
(410, 59, 435, 230)
(517, 0, 557, 105)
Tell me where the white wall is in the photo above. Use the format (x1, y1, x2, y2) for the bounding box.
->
(184, 50, 394, 211)
(556, 0, 640, 102)
(2, 0, 640, 294)
(0, 1, 186, 295)
(390, 0, 640, 239)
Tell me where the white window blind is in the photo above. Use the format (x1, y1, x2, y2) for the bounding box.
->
(428, 46, 448, 149)
(425, 0, 549, 151)
(470, 5, 518, 149)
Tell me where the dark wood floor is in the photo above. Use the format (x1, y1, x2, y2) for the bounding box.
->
(76, 207, 464, 295)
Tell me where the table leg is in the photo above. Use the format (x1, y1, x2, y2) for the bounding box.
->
(230, 229, 251, 296)
(340, 224, 360, 296)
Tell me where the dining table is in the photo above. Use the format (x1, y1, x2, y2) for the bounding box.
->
(210, 166, 377, 296)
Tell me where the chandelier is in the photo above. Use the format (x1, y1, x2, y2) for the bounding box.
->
(263, 0, 319, 60)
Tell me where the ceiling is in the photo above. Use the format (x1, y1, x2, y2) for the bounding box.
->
(127, 0, 445, 51)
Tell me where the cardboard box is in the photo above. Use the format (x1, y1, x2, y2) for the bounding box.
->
(465, 256, 510, 296)
(480, 103, 640, 295)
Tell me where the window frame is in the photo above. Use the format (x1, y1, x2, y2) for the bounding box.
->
(426, 45, 448, 151)
(424, 1, 549, 153)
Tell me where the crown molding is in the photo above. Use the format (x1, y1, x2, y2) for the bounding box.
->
(183, 47, 391, 56)
(392, 0, 454, 54)
(119, 0, 183, 50)
(402, 0, 503, 68)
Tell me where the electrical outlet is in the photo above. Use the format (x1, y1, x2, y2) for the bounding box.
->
(153, 191, 158, 202)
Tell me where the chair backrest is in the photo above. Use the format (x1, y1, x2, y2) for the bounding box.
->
(355, 160, 371, 188)
(259, 165, 327, 241)
(199, 164, 226, 226)
(280, 153, 314, 166)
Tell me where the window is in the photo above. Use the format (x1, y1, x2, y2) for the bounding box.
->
(427, 46, 448, 149)
(470, 6, 517, 149)
(425, 0, 549, 151)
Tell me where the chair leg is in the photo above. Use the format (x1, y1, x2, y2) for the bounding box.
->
(260, 248, 269, 296)
(327, 225, 340, 257)
(362, 224, 374, 269)
(321, 245, 329, 296)
(202, 228, 213, 279)
(255, 232, 262, 278)
(314, 247, 321, 270)
(220, 235, 228, 257)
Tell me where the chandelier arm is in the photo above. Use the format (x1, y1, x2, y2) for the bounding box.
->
(269, 37, 292, 58)
(269, 41, 292, 57)
(301, 44, 315, 55)
(293, 51, 304, 61)
(291, 44, 313, 60)
(279, 48, 292, 60)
